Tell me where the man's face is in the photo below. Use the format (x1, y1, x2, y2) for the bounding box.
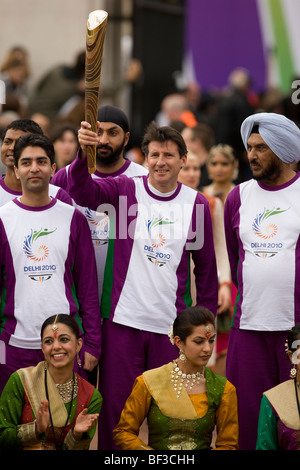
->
(96, 122, 129, 166)
(1, 128, 27, 169)
(14, 146, 56, 193)
(146, 140, 186, 193)
(247, 133, 282, 184)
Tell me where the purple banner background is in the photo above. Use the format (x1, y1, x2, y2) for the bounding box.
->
(185, 0, 266, 92)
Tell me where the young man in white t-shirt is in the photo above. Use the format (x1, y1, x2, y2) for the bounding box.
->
(0, 133, 101, 394)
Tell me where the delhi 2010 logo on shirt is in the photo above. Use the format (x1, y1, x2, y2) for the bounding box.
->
(143, 216, 175, 267)
(251, 207, 289, 258)
(84, 207, 109, 245)
(252, 207, 289, 240)
(23, 227, 57, 261)
(23, 228, 58, 282)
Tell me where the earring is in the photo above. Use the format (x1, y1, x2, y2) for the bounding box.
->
(77, 353, 82, 368)
(290, 363, 297, 379)
(179, 349, 186, 362)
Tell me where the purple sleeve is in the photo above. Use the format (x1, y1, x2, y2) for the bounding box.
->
(224, 186, 241, 288)
(191, 193, 218, 315)
(0, 219, 16, 343)
(69, 209, 101, 358)
(51, 167, 69, 191)
(55, 187, 73, 206)
(68, 152, 133, 210)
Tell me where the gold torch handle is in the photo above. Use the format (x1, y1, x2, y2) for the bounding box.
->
(85, 10, 108, 173)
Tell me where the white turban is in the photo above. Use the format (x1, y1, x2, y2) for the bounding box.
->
(240, 112, 300, 163)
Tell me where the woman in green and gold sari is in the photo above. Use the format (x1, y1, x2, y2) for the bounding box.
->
(113, 306, 238, 450)
(256, 323, 300, 450)
(0, 314, 102, 450)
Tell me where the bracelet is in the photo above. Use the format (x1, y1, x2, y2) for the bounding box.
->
(220, 281, 231, 288)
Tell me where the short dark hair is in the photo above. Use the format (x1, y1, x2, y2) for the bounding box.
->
(141, 121, 187, 158)
(14, 133, 55, 167)
(41, 314, 81, 340)
(173, 306, 215, 344)
(1, 118, 43, 140)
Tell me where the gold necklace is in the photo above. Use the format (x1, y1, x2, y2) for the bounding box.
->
(171, 360, 205, 400)
(55, 375, 78, 403)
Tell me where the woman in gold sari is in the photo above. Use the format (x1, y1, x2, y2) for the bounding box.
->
(0, 314, 102, 450)
(113, 306, 238, 450)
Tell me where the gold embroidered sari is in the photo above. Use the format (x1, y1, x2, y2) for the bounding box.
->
(113, 362, 239, 450)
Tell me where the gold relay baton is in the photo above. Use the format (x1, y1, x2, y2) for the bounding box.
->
(85, 10, 108, 173)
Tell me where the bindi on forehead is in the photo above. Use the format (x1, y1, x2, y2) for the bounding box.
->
(204, 325, 212, 339)
(52, 324, 59, 338)
(52, 314, 59, 338)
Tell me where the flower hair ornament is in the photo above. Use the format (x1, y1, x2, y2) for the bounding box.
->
(168, 325, 175, 345)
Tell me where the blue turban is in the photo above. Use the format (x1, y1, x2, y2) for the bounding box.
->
(240, 112, 300, 163)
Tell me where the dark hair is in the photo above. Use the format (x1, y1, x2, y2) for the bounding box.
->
(49, 122, 78, 143)
(141, 121, 187, 158)
(173, 306, 215, 343)
(14, 133, 55, 167)
(287, 323, 300, 353)
(1, 118, 44, 140)
(41, 314, 81, 339)
(251, 125, 260, 134)
(74, 51, 86, 76)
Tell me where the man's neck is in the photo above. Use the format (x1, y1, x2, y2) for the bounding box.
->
(20, 189, 52, 208)
(96, 157, 126, 174)
(148, 178, 178, 195)
(4, 167, 22, 192)
(259, 168, 296, 187)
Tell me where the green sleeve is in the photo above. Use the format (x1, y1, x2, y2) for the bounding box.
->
(86, 388, 103, 441)
(256, 395, 279, 450)
(0, 372, 26, 449)
(62, 387, 103, 450)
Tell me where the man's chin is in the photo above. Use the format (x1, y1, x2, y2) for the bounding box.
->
(96, 154, 121, 166)
(251, 173, 262, 181)
(250, 168, 264, 181)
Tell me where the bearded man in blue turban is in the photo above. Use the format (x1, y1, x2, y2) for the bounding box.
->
(224, 112, 300, 450)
